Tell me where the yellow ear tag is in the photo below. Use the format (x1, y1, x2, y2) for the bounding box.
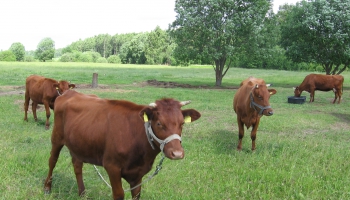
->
(184, 116, 191, 123)
(56, 87, 59, 90)
(143, 113, 149, 122)
(270, 92, 273, 94)
(70, 87, 73, 89)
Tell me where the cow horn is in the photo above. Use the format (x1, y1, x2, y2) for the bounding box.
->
(180, 100, 191, 106)
(255, 84, 259, 89)
(149, 103, 157, 107)
(266, 84, 271, 87)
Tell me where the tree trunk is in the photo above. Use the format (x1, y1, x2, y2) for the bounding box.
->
(214, 57, 227, 86)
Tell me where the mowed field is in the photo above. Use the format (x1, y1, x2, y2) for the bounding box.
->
(1, 62, 350, 200)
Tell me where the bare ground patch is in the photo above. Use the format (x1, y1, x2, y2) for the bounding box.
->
(146, 79, 238, 89)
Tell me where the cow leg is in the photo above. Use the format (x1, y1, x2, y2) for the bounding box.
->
(128, 179, 143, 200)
(71, 156, 85, 196)
(24, 93, 30, 121)
(309, 90, 314, 102)
(32, 102, 38, 121)
(44, 144, 64, 194)
(251, 119, 260, 151)
(43, 102, 51, 129)
(333, 89, 338, 104)
(236, 118, 245, 151)
(104, 164, 124, 200)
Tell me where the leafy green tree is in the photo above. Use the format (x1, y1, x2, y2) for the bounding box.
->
(119, 33, 147, 64)
(9, 42, 25, 61)
(95, 34, 112, 58)
(280, 0, 350, 74)
(111, 33, 137, 56)
(144, 26, 169, 64)
(169, 0, 271, 86)
(0, 50, 16, 61)
(35, 37, 55, 62)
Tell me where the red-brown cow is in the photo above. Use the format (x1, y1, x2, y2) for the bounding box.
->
(233, 77, 277, 151)
(43, 90, 201, 200)
(294, 74, 344, 104)
(24, 75, 75, 129)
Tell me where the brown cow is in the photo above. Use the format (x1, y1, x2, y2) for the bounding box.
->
(24, 75, 75, 129)
(43, 90, 201, 200)
(233, 77, 277, 151)
(294, 74, 344, 104)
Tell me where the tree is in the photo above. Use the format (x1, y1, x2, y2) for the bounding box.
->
(119, 33, 147, 64)
(169, 0, 271, 86)
(9, 42, 25, 61)
(280, 0, 350, 75)
(0, 50, 16, 61)
(144, 26, 169, 64)
(95, 34, 112, 58)
(35, 38, 55, 62)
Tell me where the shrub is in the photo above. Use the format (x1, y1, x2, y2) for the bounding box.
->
(24, 55, 36, 62)
(79, 52, 93, 62)
(96, 57, 107, 63)
(0, 50, 16, 61)
(107, 55, 121, 64)
(60, 53, 75, 62)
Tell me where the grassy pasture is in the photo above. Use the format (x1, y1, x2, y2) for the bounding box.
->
(0, 61, 350, 199)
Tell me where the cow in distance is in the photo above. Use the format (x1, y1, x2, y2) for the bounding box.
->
(294, 74, 344, 103)
(24, 75, 75, 129)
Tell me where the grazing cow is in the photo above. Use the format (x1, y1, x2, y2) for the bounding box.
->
(43, 90, 201, 200)
(294, 74, 344, 104)
(233, 77, 277, 151)
(24, 75, 75, 129)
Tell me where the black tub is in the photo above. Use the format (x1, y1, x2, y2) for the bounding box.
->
(288, 96, 306, 104)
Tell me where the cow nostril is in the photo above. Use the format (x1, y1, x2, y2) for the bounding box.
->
(172, 151, 184, 160)
(268, 111, 273, 116)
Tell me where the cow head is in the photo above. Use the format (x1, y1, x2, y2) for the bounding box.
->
(251, 84, 277, 116)
(294, 86, 301, 97)
(140, 98, 201, 160)
(53, 81, 75, 96)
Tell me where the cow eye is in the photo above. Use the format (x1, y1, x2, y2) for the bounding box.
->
(157, 122, 162, 126)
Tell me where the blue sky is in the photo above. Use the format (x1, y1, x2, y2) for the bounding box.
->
(0, 0, 299, 51)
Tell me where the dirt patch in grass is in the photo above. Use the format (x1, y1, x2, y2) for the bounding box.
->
(146, 79, 238, 89)
(0, 79, 238, 96)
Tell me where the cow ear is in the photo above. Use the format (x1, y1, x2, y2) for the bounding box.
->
(69, 84, 76, 89)
(140, 107, 153, 122)
(268, 89, 277, 95)
(182, 109, 201, 123)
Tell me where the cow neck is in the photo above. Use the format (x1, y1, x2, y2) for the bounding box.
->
(144, 121, 182, 153)
(249, 93, 270, 116)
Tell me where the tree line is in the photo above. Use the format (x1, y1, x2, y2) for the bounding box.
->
(1, 0, 349, 86)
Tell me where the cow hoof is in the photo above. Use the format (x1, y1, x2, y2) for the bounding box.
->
(44, 188, 51, 195)
(45, 126, 50, 130)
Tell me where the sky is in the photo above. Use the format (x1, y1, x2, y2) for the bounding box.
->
(0, 0, 300, 51)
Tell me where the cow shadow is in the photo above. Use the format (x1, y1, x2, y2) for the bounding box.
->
(330, 112, 350, 123)
(211, 129, 253, 155)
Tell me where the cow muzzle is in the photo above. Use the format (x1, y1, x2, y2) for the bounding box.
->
(250, 93, 273, 116)
(144, 122, 183, 159)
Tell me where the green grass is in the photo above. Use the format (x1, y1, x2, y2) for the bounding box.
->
(1, 61, 350, 199)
